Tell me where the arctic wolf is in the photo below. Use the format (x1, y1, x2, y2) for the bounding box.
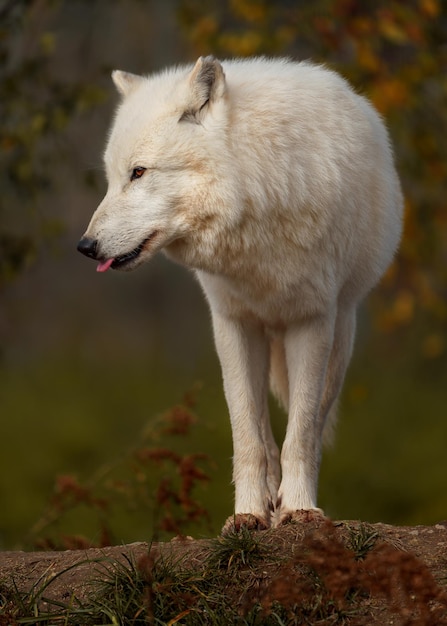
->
(78, 57, 403, 530)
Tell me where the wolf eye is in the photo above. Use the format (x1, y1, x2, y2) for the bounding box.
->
(130, 167, 146, 181)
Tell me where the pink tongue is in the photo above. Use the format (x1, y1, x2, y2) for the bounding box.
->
(96, 258, 114, 273)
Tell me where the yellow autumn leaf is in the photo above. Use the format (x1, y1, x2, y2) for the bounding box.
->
(419, 0, 440, 18)
(378, 17, 408, 44)
(371, 78, 409, 114)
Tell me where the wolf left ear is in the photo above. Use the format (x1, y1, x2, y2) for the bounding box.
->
(181, 56, 226, 122)
(112, 70, 144, 97)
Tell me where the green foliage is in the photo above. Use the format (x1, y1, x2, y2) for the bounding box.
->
(0, 232, 35, 282)
(0, 0, 105, 287)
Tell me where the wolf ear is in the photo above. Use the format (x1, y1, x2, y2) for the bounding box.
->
(181, 56, 226, 122)
(112, 70, 144, 97)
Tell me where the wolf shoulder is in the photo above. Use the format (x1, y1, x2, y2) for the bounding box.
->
(221, 59, 394, 172)
(220, 58, 402, 239)
(222, 58, 384, 132)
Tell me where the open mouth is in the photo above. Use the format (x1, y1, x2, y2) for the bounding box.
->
(111, 239, 147, 269)
(97, 232, 158, 273)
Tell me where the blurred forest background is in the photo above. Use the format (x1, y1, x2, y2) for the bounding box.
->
(0, 0, 446, 549)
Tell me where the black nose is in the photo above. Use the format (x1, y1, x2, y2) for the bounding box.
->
(77, 236, 98, 259)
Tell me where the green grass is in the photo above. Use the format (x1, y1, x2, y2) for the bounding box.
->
(0, 528, 360, 625)
(0, 559, 102, 625)
(3, 521, 446, 625)
(346, 523, 379, 561)
(208, 526, 271, 570)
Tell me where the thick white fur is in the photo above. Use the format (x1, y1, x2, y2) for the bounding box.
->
(82, 57, 403, 528)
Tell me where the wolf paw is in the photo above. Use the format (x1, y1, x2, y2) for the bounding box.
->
(222, 513, 270, 534)
(278, 508, 326, 527)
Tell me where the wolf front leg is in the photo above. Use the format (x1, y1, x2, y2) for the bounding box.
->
(277, 314, 336, 522)
(211, 312, 280, 531)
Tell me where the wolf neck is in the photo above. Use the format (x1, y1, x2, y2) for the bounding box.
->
(164, 196, 264, 276)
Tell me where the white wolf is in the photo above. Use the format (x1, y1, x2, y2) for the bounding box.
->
(78, 57, 403, 530)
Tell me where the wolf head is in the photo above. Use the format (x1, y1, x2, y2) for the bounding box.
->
(77, 56, 238, 273)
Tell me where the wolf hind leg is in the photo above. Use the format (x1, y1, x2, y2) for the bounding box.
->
(319, 304, 357, 447)
(270, 334, 289, 412)
(269, 330, 344, 453)
(260, 394, 281, 507)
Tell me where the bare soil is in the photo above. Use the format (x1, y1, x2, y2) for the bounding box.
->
(1, 518, 447, 624)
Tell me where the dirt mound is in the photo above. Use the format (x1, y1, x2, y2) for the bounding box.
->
(1, 519, 447, 624)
